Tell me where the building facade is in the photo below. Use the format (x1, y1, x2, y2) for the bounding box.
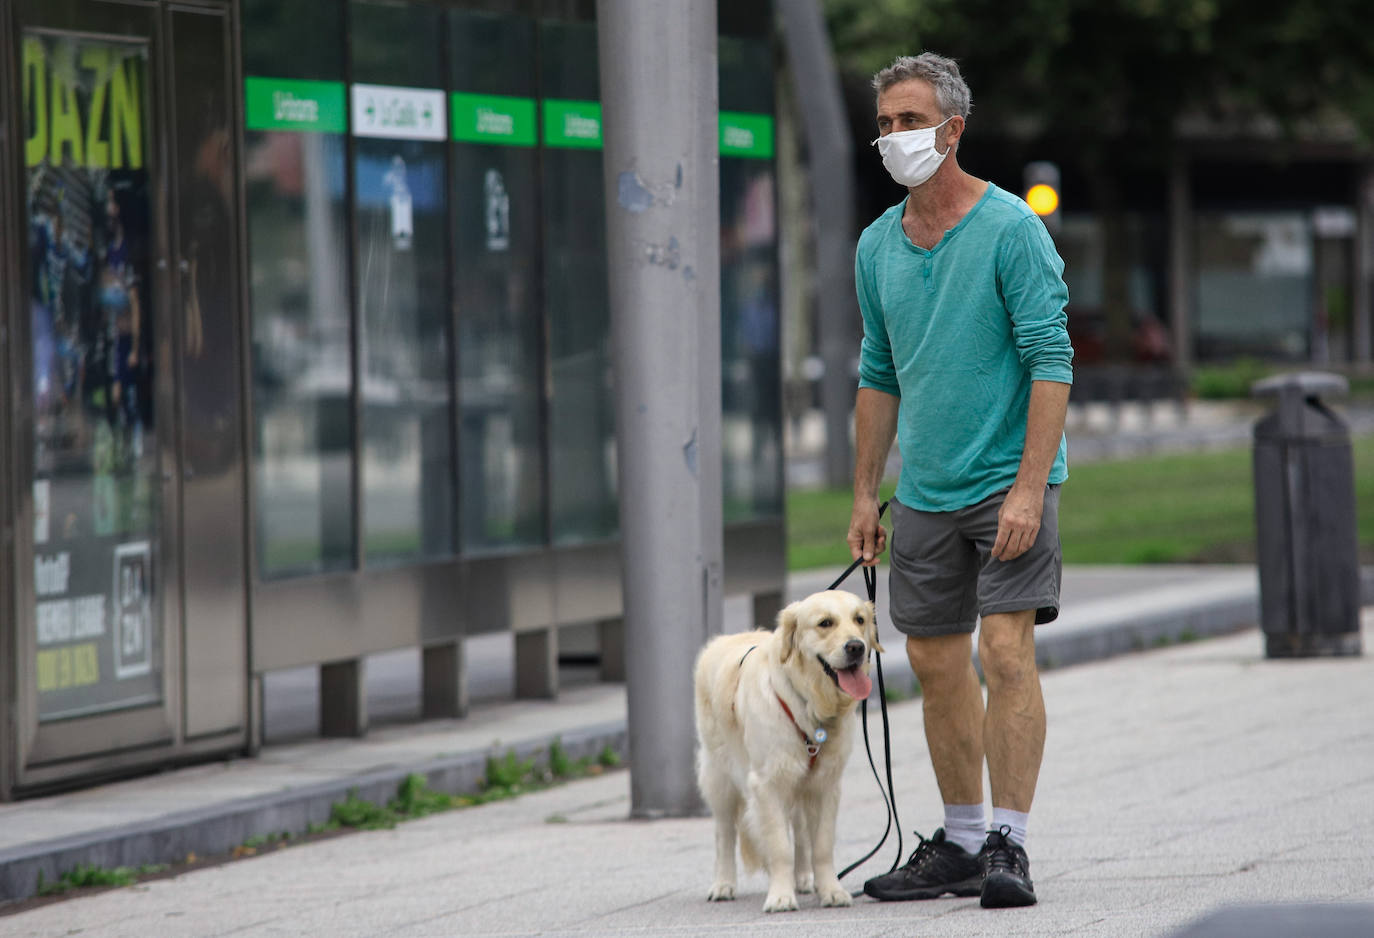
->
(0, 0, 784, 798)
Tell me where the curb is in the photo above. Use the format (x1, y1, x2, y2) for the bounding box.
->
(0, 721, 628, 901)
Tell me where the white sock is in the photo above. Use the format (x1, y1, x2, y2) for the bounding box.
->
(991, 807, 1029, 850)
(942, 803, 986, 855)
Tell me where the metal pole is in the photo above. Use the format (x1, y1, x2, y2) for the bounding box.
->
(1354, 162, 1373, 364)
(597, 0, 722, 818)
(1168, 148, 1193, 375)
(777, 0, 857, 489)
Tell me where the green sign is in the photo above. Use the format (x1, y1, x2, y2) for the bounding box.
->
(244, 76, 347, 133)
(451, 92, 536, 146)
(543, 99, 602, 149)
(719, 111, 774, 159)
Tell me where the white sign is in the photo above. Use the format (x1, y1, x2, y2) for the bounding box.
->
(384, 155, 414, 251)
(351, 84, 446, 140)
(34, 480, 49, 544)
(114, 541, 152, 679)
(485, 169, 510, 252)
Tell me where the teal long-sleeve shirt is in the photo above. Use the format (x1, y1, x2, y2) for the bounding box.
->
(856, 183, 1074, 512)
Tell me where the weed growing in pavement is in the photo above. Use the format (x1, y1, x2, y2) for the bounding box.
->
(241, 831, 293, 851)
(24, 742, 627, 904)
(36, 863, 168, 897)
(391, 772, 456, 819)
(483, 750, 537, 794)
(323, 740, 623, 829)
(331, 789, 401, 830)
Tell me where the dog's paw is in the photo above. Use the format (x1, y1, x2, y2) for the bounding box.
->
(794, 872, 815, 894)
(706, 883, 736, 902)
(762, 891, 799, 913)
(818, 883, 853, 907)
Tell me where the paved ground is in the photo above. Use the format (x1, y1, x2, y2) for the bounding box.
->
(4, 612, 1371, 937)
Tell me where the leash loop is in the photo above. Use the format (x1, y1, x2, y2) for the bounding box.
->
(833, 500, 905, 883)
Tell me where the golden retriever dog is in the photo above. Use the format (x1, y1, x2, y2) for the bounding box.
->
(694, 590, 883, 913)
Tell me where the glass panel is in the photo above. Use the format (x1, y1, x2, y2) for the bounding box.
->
(541, 20, 618, 544)
(1058, 212, 1171, 365)
(243, 0, 354, 577)
(351, 1, 454, 563)
(451, 11, 544, 552)
(23, 33, 162, 719)
(1194, 211, 1311, 361)
(719, 37, 782, 521)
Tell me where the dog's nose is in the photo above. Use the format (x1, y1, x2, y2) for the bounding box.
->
(844, 638, 865, 662)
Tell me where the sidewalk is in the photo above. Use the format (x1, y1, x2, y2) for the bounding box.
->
(3, 599, 1372, 936)
(2, 563, 1371, 907)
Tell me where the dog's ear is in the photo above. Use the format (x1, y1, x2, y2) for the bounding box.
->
(775, 602, 801, 663)
(864, 600, 885, 655)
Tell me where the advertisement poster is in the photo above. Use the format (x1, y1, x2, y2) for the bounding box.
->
(23, 33, 161, 720)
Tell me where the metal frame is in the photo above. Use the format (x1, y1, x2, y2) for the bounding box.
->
(9, 3, 181, 795)
(0, 0, 18, 802)
(250, 520, 782, 673)
(3, 0, 252, 798)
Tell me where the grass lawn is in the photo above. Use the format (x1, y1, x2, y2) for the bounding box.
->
(786, 432, 1374, 570)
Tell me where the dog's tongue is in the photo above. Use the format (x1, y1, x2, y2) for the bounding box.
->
(837, 666, 872, 700)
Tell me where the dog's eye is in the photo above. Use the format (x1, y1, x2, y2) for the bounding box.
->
(856, 615, 865, 625)
(818, 618, 834, 629)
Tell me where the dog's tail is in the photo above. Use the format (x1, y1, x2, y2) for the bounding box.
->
(737, 804, 764, 873)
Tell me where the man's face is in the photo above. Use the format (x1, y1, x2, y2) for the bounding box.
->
(875, 79, 951, 138)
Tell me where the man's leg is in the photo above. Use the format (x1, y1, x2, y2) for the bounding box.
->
(976, 608, 1043, 908)
(862, 630, 988, 902)
(864, 499, 987, 902)
(906, 632, 985, 806)
(977, 610, 1044, 814)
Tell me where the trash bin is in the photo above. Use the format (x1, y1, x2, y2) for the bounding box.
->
(1251, 372, 1363, 658)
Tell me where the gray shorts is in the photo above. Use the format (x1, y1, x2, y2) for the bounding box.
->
(888, 485, 1062, 637)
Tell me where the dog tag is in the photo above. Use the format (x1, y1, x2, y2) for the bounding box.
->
(814, 728, 828, 743)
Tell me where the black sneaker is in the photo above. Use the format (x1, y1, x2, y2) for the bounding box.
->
(978, 826, 1036, 908)
(863, 828, 983, 901)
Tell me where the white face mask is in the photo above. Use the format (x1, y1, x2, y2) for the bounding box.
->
(873, 115, 955, 188)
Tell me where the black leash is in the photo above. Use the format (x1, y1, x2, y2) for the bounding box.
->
(832, 501, 905, 883)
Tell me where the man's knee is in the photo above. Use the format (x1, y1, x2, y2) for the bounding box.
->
(977, 613, 1038, 689)
(906, 632, 974, 687)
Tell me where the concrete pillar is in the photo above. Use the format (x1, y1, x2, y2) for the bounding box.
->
(246, 673, 264, 756)
(422, 640, 468, 719)
(515, 628, 558, 700)
(753, 589, 785, 631)
(778, 0, 858, 489)
(319, 658, 367, 737)
(598, 0, 722, 818)
(597, 617, 626, 682)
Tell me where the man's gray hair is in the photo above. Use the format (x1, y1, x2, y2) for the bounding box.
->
(871, 53, 972, 119)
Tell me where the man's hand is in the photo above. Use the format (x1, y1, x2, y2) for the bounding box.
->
(847, 498, 888, 567)
(991, 483, 1044, 561)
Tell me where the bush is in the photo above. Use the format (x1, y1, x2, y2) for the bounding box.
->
(1190, 358, 1272, 400)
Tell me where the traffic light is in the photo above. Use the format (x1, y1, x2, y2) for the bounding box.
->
(1023, 161, 1061, 234)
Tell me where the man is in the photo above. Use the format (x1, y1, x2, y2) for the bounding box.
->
(847, 53, 1073, 910)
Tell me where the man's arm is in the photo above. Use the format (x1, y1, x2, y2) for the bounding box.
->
(848, 386, 900, 565)
(991, 379, 1070, 561)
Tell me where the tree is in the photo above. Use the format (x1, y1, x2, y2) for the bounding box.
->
(823, 0, 1374, 360)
